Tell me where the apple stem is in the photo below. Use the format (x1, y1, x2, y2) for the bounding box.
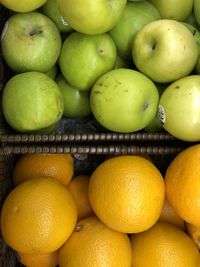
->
(29, 29, 43, 37)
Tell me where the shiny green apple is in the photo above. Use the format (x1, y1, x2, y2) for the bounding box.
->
(148, 0, 193, 21)
(57, 0, 127, 34)
(0, 0, 47, 12)
(2, 72, 64, 133)
(59, 32, 117, 91)
(158, 75, 200, 141)
(1, 12, 62, 73)
(132, 19, 199, 83)
(90, 68, 159, 133)
(56, 75, 91, 118)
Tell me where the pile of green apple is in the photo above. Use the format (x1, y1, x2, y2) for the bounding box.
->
(1, 0, 200, 141)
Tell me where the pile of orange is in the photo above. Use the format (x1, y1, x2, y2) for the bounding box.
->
(1, 148, 200, 267)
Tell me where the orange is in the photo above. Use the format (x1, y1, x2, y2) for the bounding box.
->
(68, 175, 94, 220)
(18, 251, 58, 267)
(159, 197, 185, 230)
(165, 144, 200, 226)
(88, 155, 165, 233)
(1, 177, 77, 254)
(58, 216, 132, 267)
(186, 223, 200, 249)
(131, 221, 199, 267)
(12, 153, 74, 186)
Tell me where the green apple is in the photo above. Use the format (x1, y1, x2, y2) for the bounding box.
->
(90, 68, 159, 133)
(158, 75, 200, 141)
(59, 32, 117, 91)
(57, 0, 127, 34)
(1, 12, 62, 73)
(56, 75, 91, 118)
(2, 72, 64, 133)
(148, 0, 193, 21)
(108, 1, 160, 59)
(132, 19, 199, 83)
(0, 0, 47, 12)
(194, 0, 200, 27)
(40, 0, 73, 33)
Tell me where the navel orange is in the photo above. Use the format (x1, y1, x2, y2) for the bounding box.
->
(88, 155, 165, 233)
(68, 175, 94, 220)
(12, 153, 74, 186)
(1, 177, 77, 254)
(58, 216, 132, 267)
(18, 251, 58, 267)
(165, 144, 200, 226)
(131, 221, 199, 267)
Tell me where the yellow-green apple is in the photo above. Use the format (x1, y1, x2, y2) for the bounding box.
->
(108, 1, 160, 59)
(1, 12, 62, 73)
(56, 75, 91, 118)
(57, 0, 127, 34)
(158, 75, 200, 141)
(40, 0, 73, 33)
(2, 72, 64, 133)
(59, 32, 117, 91)
(0, 0, 47, 12)
(90, 68, 159, 133)
(132, 19, 199, 83)
(148, 0, 193, 21)
(194, 0, 200, 26)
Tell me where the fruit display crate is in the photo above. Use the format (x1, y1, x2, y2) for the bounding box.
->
(0, 4, 179, 146)
(0, 143, 187, 267)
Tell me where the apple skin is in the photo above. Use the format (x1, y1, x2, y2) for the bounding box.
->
(0, 0, 47, 12)
(158, 75, 200, 142)
(2, 72, 64, 133)
(132, 19, 199, 83)
(90, 68, 159, 133)
(40, 0, 73, 33)
(57, 0, 127, 35)
(56, 75, 91, 118)
(148, 0, 193, 21)
(108, 1, 160, 59)
(59, 32, 117, 91)
(1, 12, 62, 73)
